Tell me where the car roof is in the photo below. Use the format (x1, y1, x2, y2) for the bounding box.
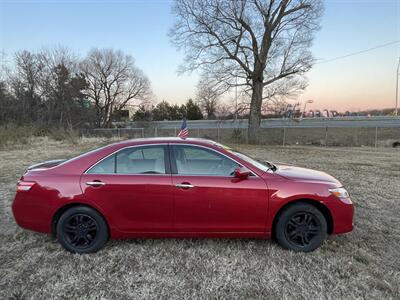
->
(110, 137, 218, 147)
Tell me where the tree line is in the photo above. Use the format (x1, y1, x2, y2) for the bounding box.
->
(133, 99, 204, 121)
(0, 47, 228, 127)
(0, 47, 151, 128)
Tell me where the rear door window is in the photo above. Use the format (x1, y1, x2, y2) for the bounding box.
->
(87, 145, 167, 174)
(87, 155, 115, 174)
(116, 146, 167, 174)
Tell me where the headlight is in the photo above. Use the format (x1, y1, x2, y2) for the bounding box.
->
(329, 187, 352, 204)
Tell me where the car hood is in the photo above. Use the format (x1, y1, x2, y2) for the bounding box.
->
(273, 164, 341, 185)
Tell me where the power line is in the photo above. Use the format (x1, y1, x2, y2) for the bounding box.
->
(315, 40, 400, 64)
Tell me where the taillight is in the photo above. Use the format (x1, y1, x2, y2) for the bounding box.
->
(17, 181, 35, 192)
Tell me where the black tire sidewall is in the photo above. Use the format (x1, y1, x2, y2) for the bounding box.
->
(275, 203, 327, 252)
(56, 206, 108, 254)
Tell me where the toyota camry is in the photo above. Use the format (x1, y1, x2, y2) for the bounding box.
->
(12, 138, 354, 253)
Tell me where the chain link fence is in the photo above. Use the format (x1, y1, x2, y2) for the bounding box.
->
(81, 125, 400, 147)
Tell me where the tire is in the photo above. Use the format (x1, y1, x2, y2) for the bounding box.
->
(56, 206, 108, 254)
(275, 203, 327, 252)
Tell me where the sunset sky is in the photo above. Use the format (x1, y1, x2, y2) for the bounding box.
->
(1, 0, 399, 112)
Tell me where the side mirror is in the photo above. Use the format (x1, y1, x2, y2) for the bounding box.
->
(234, 166, 250, 179)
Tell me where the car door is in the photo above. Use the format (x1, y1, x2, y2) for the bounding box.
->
(170, 144, 269, 233)
(80, 144, 173, 233)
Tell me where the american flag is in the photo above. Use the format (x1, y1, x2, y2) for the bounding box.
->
(177, 118, 188, 139)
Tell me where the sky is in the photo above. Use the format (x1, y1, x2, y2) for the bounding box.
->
(0, 0, 399, 112)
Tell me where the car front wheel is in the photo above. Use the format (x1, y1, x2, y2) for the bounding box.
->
(56, 206, 108, 254)
(275, 203, 327, 252)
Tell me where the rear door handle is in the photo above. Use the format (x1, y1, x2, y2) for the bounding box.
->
(86, 181, 106, 187)
(175, 183, 194, 189)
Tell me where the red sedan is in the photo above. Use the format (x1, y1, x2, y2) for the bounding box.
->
(12, 138, 353, 253)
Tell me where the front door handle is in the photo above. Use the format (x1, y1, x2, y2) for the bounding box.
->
(86, 181, 106, 187)
(175, 183, 194, 189)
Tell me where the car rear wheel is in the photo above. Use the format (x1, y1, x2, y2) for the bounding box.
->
(275, 203, 327, 252)
(56, 206, 108, 254)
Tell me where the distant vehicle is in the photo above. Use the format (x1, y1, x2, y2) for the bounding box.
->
(12, 138, 354, 253)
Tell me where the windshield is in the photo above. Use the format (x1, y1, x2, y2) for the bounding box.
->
(226, 149, 275, 172)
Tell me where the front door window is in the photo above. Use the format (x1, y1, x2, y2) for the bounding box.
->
(172, 145, 239, 176)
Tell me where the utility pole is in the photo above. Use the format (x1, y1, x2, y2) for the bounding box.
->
(396, 57, 400, 116)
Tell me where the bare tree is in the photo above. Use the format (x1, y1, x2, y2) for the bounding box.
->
(9, 50, 45, 121)
(80, 48, 151, 127)
(196, 79, 221, 119)
(37, 47, 84, 126)
(170, 0, 322, 143)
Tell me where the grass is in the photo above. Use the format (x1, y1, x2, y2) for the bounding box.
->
(0, 138, 399, 299)
(0, 124, 83, 149)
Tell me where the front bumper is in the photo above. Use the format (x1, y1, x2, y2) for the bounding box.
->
(325, 196, 354, 234)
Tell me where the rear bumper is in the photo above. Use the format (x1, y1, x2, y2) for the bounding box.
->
(12, 192, 53, 234)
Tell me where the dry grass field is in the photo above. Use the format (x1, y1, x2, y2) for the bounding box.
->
(0, 138, 399, 299)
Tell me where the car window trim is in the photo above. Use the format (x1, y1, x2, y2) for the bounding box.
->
(169, 143, 258, 178)
(85, 142, 259, 177)
(84, 143, 171, 175)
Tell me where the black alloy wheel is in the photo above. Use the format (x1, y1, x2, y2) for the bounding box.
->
(56, 206, 108, 253)
(63, 214, 98, 249)
(285, 212, 321, 248)
(275, 203, 327, 252)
